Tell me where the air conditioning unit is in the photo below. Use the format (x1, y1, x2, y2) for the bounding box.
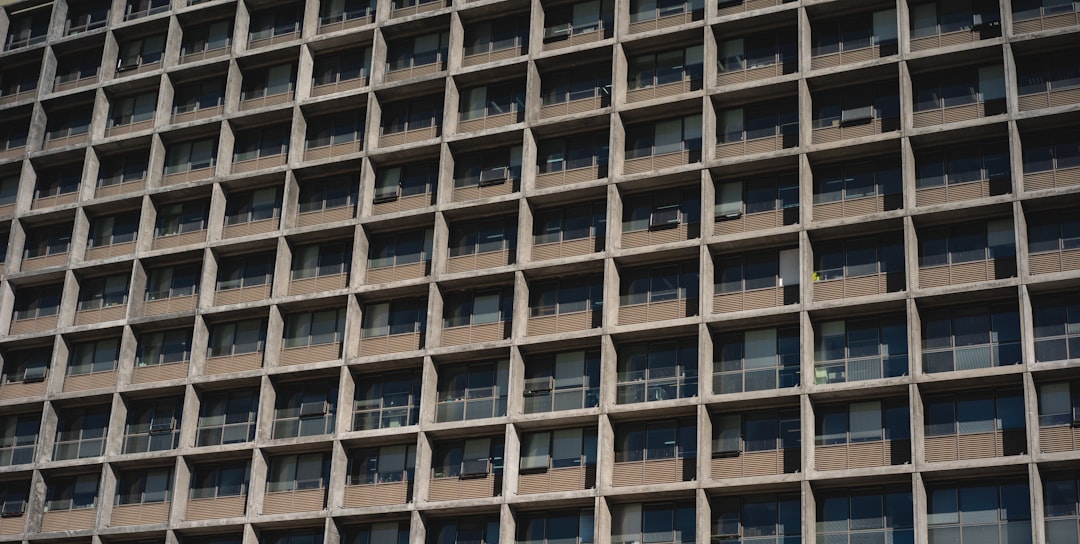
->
(22, 365, 46, 383)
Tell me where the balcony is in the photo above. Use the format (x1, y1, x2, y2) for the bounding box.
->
(542, 22, 610, 51)
(74, 304, 127, 325)
(379, 125, 438, 147)
(42, 133, 89, 151)
(462, 40, 525, 68)
(619, 298, 696, 325)
(180, 45, 229, 65)
(239, 89, 294, 112)
(0, 88, 35, 106)
(214, 283, 271, 306)
(540, 90, 607, 119)
(358, 331, 423, 356)
(204, 351, 263, 375)
(0, 512, 24, 535)
(110, 502, 169, 527)
(131, 361, 189, 384)
(21, 251, 69, 271)
(104, 119, 153, 139)
(815, 440, 908, 471)
(919, 258, 1014, 288)
(144, 294, 198, 316)
(716, 0, 783, 17)
(428, 472, 499, 501)
(446, 249, 513, 274)
(223, 217, 278, 239)
(9, 314, 59, 335)
(96, 179, 144, 199)
(1013, 3, 1080, 33)
(391, 0, 445, 18)
(924, 430, 1022, 462)
(40, 509, 96, 532)
(53, 74, 98, 93)
(31, 191, 79, 210)
(714, 285, 794, 313)
(715, 113, 798, 160)
(163, 165, 215, 186)
(318, 10, 373, 34)
(611, 458, 692, 486)
(910, 23, 1000, 52)
(814, 355, 906, 384)
(63, 370, 117, 392)
(626, 76, 699, 104)
(171, 104, 224, 125)
(527, 310, 600, 336)
(151, 230, 206, 251)
(279, 342, 341, 366)
(623, 222, 696, 248)
(366, 261, 427, 284)
(535, 164, 604, 190)
(441, 321, 510, 346)
(629, 2, 701, 33)
(458, 108, 523, 134)
(623, 148, 698, 175)
(248, 26, 300, 49)
(262, 489, 324, 514)
(711, 449, 796, 479)
(185, 496, 246, 520)
(385, 54, 445, 83)
(814, 272, 899, 300)
(518, 465, 594, 494)
(289, 273, 348, 295)
(303, 139, 362, 162)
(85, 240, 136, 261)
(373, 192, 432, 215)
(342, 480, 410, 507)
(0, 379, 47, 401)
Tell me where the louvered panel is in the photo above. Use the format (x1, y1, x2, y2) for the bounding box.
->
(144, 295, 197, 316)
(152, 231, 206, 250)
(1029, 253, 1061, 275)
(811, 54, 840, 70)
(1040, 426, 1074, 453)
(909, 36, 938, 51)
(43, 134, 88, 151)
(950, 180, 987, 202)
(1017, 93, 1049, 111)
(517, 473, 549, 495)
(111, 502, 169, 527)
(924, 435, 958, 463)
(623, 156, 653, 174)
(488, 47, 521, 62)
(387, 332, 422, 353)
(713, 293, 743, 313)
(428, 479, 458, 501)
(622, 230, 650, 248)
(957, 431, 999, 460)
(746, 210, 783, 231)
(814, 202, 844, 222)
(815, 445, 848, 471)
(714, 217, 742, 236)
(205, 352, 263, 375)
(562, 238, 596, 257)
(185, 496, 246, 521)
(458, 118, 487, 133)
(442, 327, 472, 346)
(549, 466, 585, 491)
(640, 459, 679, 485)
(64, 371, 117, 392)
(0, 204, 13, 219)
(950, 261, 989, 285)
(0, 515, 25, 535)
(716, 72, 745, 86)
(813, 126, 842, 143)
(744, 135, 779, 155)
(280, 342, 340, 366)
(163, 168, 213, 186)
(716, 142, 746, 159)
(848, 441, 885, 469)
(446, 255, 476, 274)
(842, 121, 877, 139)
(21, 253, 69, 271)
(358, 337, 391, 356)
(612, 463, 644, 487)
(529, 316, 557, 337)
(557, 311, 591, 333)
(374, 193, 430, 215)
(568, 29, 602, 46)
(304, 146, 333, 162)
(380, 133, 406, 147)
(1058, 167, 1080, 187)
(913, 110, 943, 127)
(743, 287, 779, 310)
(75, 304, 127, 325)
(405, 125, 438, 144)
(716, 2, 743, 16)
(845, 275, 880, 298)
(940, 30, 975, 46)
(815, 280, 846, 301)
(842, 196, 881, 217)
(457, 474, 495, 499)
(471, 322, 504, 343)
(650, 224, 687, 245)
(1061, 249, 1080, 271)
(654, 150, 690, 169)
(10, 315, 59, 334)
(328, 140, 362, 157)
(742, 450, 779, 476)
(1012, 19, 1043, 33)
(0, 381, 46, 401)
(343, 482, 408, 507)
(710, 456, 742, 479)
(223, 218, 278, 239)
(620, 304, 648, 325)
(919, 266, 951, 288)
(95, 180, 144, 199)
(647, 300, 682, 322)
(41, 509, 97, 532)
(1024, 171, 1055, 191)
(532, 243, 562, 261)
(216, 284, 272, 306)
(474, 250, 510, 269)
(263, 489, 324, 514)
(131, 362, 189, 384)
(942, 104, 980, 124)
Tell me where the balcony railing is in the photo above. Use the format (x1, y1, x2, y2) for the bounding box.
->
(214, 283, 271, 305)
(111, 502, 169, 527)
(815, 439, 909, 471)
(343, 478, 411, 507)
(318, 10, 374, 33)
(366, 261, 428, 284)
(916, 176, 1010, 206)
(626, 76, 700, 103)
(1030, 246, 1080, 275)
(131, 361, 190, 384)
(716, 124, 798, 159)
(310, 76, 367, 97)
(623, 222, 697, 248)
(1018, 84, 1080, 111)
(717, 54, 795, 86)
(204, 351, 263, 375)
(540, 90, 608, 119)
(462, 40, 526, 67)
(458, 108, 523, 134)
(910, 23, 1000, 52)
(379, 124, 439, 147)
(385, 54, 445, 82)
(717, 0, 784, 17)
(358, 331, 423, 356)
(542, 22, 610, 51)
(518, 464, 594, 494)
(711, 448, 798, 479)
(63, 369, 117, 392)
(619, 297, 697, 325)
(239, 88, 294, 111)
(714, 286, 796, 313)
(813, 116, 897, 144)
(611, 457, 693, 486)
(171, 104, 224, 124)
(96, 178, 145, 199)
(714, 207, 798, 236)
(248, 25, 300, 49)
(623, 147, 699, 175)
(279, 341, 341, 366)
(151, 230, 207, 251)
(814, 355, 907, 384)
(262, 488, 324, 514)
(713, 362, 799, 395)
(222, 215, 279, 238)
(296, 203, 355, 227)
(85, 239, 136, 261)
(304, 139, 363, 162)
(428, 471, 499, 501)
(1013, 5, 1080, 34)
(811, 40, 897, 70)
(532, 235, 602, 261)
(527, 309, 601, 336)
(74, 302, 128, 325)
(918, 256, 1016, 288)
(185, 496, 246, 520)
(814, 271, 902, 300)
(535, 163, 605, 190)
(446, 248, 513, 273)
(441, 320, 510, 346)
(391, 0, 445, 18)
(924, 429, 1024, 462)
(629, 6, 700, 33)
(913, 97, 1005, 128)
(40, 509, 96, 533)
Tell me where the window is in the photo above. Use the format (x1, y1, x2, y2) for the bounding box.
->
(34, 165, 81, 199)
(435, 360, 509, 422)
(386, 32, 449, 71)
(814, 236, 904, 281)
(529, 276, 603, 317)
(619, 263, 699, 305)
(715, 174, 800, 219)
(12, 285, 61, 320)
(717, 32, 797, 73)
(272, 382, 338, 438)
(811, 9, 898, 56)
(145, 264, 199, 302)
(543, 0, 614, 39)
(68, 337, 120, 376)
(137, 329, 193, 367)
(353, 372, 421, 430)
(458, 82, 526, 122)
(924, 389, 1026, 439)
(196, 390, 258, 446)
(241, 64, 295, 100)
(622, 188, 700, 232)
(348, 444, 416, 485)
(612, 502, 695, 544)
(53, 406, 110, 460)
(266, 453, 330, 492)
(717, 249, 800, 293)
(367, 229, 433, 268)
(88, 213, 138, 248)
(816, 487, 914, 543)
(914, 65, 1006, 113)
(616, 339, 697, 403)
(712, 494, 800, 543)
(5, 10, 49, 50)
(0, 118, 29, 152)
(629, 0, 703, 21)
(181, 20, 231, 56)
(124, 399, 182, 453)
(627, 46, 703, 90)
(1, 348, 50, 384)
(319, 0, 375, 24)
(208, 319, 267, 357)
(816, 399, 910, 446)
(533, 202, 606, 245)
(449, 216, 517, 256)
(125, 0, 168, 19)
(0, 482, 28, 518)
(0, 414, 38, 466)
(615, 418, 696, 462)
(916, 143, 1010, 189)
(44, 475, 99, 511)
(380, 96, 442, 134)
(714, 326, 801, 393)
(116, 34, 165, 71)
(248, 6, 302, 41)
(927, 479, 1032, 544)
(54, 50, 101, 86)
(24, 225, 72, 258)
(76, 275, 128, 311)
(814, 316, 908, 383)
(98, 151, 149, 187)
(190, 461, 249, 499)
(443, 288, 513, 328)
(173, 78, 226, 114)
(0, 64, 38, 98)
(624, 115, 702, 159)
(540, 63, 611, 106)
(463, 17, 528, 56)
(1033, 293, 1080, 363)
(812, 82, 900, 129)
(108, 95, 156, 130)
(313, 48, 372, 85)
(1038, 382, 1080, 430)
(718, 100, 799, 145)
(432, 437, 504, 478)
(813, 160, 902, 204)
(283, 308, 346, 348)
(45, 106, 92, 140)
(713, 409, 799, 457)
(66, 0, 110, 34)
(918, 219, 1016, 267)
(374, 162, 437, 203)
(233, 126, 290, 162)
(517, 509, 594, 544)
(217, 253, 274, 290)
(156, 201, 208, 236)
(1022, 133, 1080, 175)
(537, 132, 609, 175)
(453, 146, 522, 188)
(306, 110, 364, 150)
(298, 176, 357, 213)
(523, 350, 600, 413)
(116, 468, 172, 505)
(910, 0, 1001, 38)
(922, 302, 1021, 373)
(164, 138, 217, 174)
(360, 299, 425, 338)
(291, 243, 350, 280)
(520, 428, 597, 472)
(429, 518, 501, 544)
(1014, 0, 1080, 21)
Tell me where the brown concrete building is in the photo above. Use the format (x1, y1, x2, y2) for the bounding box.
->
(0, 0, 1078, 542)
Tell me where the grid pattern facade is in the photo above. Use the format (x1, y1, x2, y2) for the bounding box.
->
(0, 0, 1079, 542)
